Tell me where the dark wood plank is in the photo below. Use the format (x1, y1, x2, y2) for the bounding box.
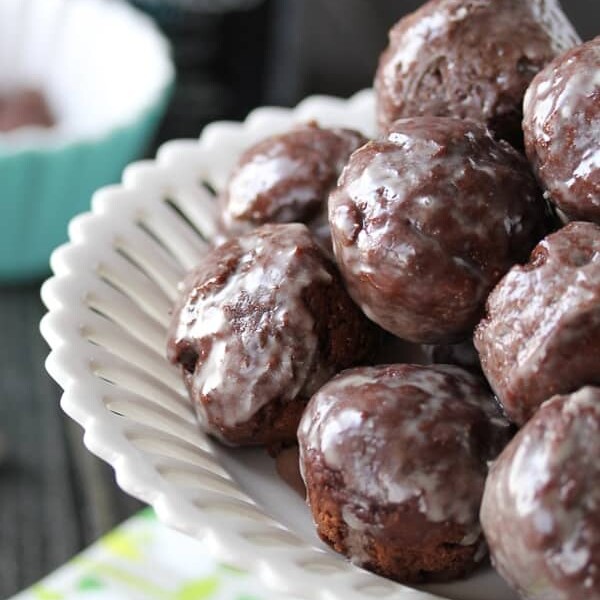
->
(0, 284, 140, 600)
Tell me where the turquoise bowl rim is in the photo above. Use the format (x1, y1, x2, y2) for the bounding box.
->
(0, 74, 175, 160)
(0, 72, 175, 284)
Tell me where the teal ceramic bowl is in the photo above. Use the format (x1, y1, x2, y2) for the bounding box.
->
(0, 0, 175, 281)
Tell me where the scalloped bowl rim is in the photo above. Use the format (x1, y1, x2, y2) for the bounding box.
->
(40, 89, 516, 600)
(0, 0, 175, 155)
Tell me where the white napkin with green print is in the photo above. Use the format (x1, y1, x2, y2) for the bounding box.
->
(12, 509, 271, 600)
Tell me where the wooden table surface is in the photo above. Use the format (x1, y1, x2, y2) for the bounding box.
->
(0, 284, 142, 600)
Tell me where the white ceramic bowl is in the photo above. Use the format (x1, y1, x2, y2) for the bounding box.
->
(0, 0, 174, 150)
(40, 90, 518, 600)
(0, 0, 174, 280)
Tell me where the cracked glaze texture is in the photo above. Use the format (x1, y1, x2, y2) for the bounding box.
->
(329, 116, 551, 344)
(374, 0, 579, 147)
(219, 122, 367, 249)
(523, 36, 600, 224)
(481, 387, 600, 600)
(476, 222, 600, 425)
(298, 364, 511, 582)
(167, 223, 375, 446)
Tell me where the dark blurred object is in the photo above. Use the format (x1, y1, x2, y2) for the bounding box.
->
(0, 285, 141, 600)
(267, 0, 419, 105)
(274, 445, 305, 498)
(130, 0, 596, 137)
(267, 0, 598, 106)
(0, 89, 54, 132)
(130, 0, 271, 140)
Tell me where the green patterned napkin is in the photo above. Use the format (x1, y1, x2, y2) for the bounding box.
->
(12, 508, 270, 600)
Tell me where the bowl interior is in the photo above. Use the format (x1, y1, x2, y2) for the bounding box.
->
(0, 0, 173, 146)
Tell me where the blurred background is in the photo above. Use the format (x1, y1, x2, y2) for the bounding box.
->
(0, 1, 597, 598)
(133, 0, 599, 140)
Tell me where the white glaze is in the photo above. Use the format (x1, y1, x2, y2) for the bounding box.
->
(226, 151, 312, 221)
(173, 224, 332, 429)
(481, 387, 600, 600)
(377, 0, 579, 134)
(527, 54, 600, 143)
(45, 86, 534, 600)
(524, 38, 600, 217)
(477, 222, 600, 424)
(335, 130, 508, 284)
(529, 0, 581, 54)
(299, 364, 510, 565)
(221, 124, 366, 241)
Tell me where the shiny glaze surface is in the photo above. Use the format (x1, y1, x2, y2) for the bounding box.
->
(423, 339, 483, 375)
(329, 116, 550, 344)
(524, 37, 600, 223)
(481, 387, 600, 600)
(167, 223, 352, 442)
(476, 222, 600, 425)
(299, 364, 511, 564)
(374, 0, 579, 144)
(220, 122, 366, 248)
